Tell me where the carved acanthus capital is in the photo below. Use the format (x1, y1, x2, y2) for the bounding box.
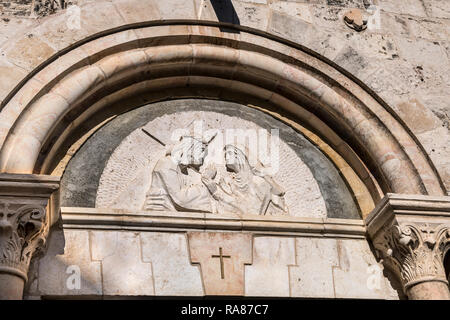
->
(374, 222, 450, 289)
(366, 194, 450, 293)
(0, 203, 49, 280)
(0, 174, 60, 282)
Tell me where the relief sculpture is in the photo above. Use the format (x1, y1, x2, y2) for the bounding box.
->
(143, 130, 288, 216)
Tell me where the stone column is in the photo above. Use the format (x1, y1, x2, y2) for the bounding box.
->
(0, 174, 59, 300)
(366, 193, 450, 300)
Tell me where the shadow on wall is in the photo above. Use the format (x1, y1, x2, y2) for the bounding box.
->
(210, 0, 240, 33)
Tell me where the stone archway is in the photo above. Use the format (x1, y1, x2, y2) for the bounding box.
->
(0, 21, 448, 300)
(0, 23, 445, 196)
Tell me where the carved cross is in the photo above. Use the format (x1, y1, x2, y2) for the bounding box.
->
(211, 247, 231, 279)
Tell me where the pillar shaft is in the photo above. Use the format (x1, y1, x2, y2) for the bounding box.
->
(0, 274, 24, 300)
(407, 281, 450, 300)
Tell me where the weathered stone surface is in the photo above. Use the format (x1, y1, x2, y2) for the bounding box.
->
(290, 238, 338, 298)
(141, 232, 203, 296)
(268, 10, 311, 45)
(4, 35, 56, 71)
(394, 37, 448, 72)
(113, 0, 161, 23)
(90, 231, 153, 296)
(395, 99, 440, 134)
(232, 0, 270, 31)
(377, 0, 429, 18)
(424, 0, 450, 19)
(289, 237, 399, 299)
(0, 17, 35, 47)
(269, 2, 313, 23)
(333, 240, 398, 299)
(245, 237, 295, 297)
(187, 232, 253, 296)
(0, 57, 28, 103)
(155, 0, 197, 20)
(416, 127, 450, 192)
(37, 230, 102, 296)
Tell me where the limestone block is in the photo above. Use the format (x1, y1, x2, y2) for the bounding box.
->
(79, 30, 139, 62)
(0, 17, 35, 48)
(140, 232, 204, 296)
(50, 66, 106, 105)
(268, 10, 346, 61)
(37, 230, 102, 296)
(394, 37, 448, 72)
(333, 239, 399, 299)
(333, 45, 369, 77)
(134, 25, 191, 47)
(32, 1, 126, 51)
(406, 16, 450, 41)
(187, 232, 253, 296)
(358, 58, 424, 97)
(395, 99, 440, 135)
(416, 127, 450, 192)
(34, 47, 89, 84)
(4, 35, 56, 71)
(90, 231, 154, 296)
(377, 0, 428, 18)
(424, 0, 450, 19)
(309, 4, 348, 31)
(378, 12, 411, 39)
(0, 57, 28, 103)
(30, 10, 90, 52)
(97, 49, 148, 81)
(0, 77, 44, 147)
(155, 0, 197, 20)
(245, 237, 295, 297)
(194, 0, 219, 21)
(231, 1, 271, 31)
(113, 0, 161, 24)
(269, 2, 313, 23)
(290, 238, 338, 298)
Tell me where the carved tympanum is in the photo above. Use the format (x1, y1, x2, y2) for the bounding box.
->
(143, 133, 288, 216)
(0, 202, 49, 281)
(374, 223, 450, 290)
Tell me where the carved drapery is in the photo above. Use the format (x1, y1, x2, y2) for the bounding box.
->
(366, 193, 450, 299)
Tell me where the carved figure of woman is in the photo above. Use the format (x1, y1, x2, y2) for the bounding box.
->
(201, 145, 288, 215)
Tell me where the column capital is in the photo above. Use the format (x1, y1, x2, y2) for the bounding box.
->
(0, 173, 60, 282)
(366, 193, 450, 297)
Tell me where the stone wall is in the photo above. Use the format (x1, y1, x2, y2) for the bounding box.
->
(0, 0, 448, 192)
(25, 227, 401, 299)
(1, 0, 448, 300)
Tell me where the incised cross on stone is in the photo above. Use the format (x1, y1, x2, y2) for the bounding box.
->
(211, 247, 231, 279)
